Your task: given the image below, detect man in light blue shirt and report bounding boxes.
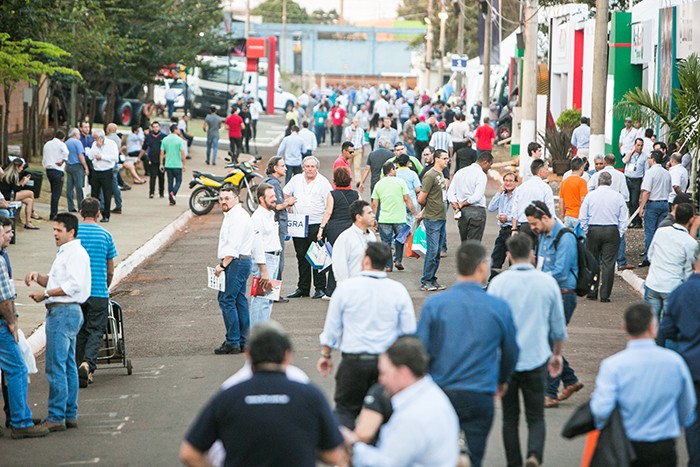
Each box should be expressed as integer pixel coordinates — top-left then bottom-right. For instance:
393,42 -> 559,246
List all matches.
488,172 -> 517,269
488,234 -> 566,467
374,117 -> 399,151
276,126 -> 306,183
526,201 -> 582,408
349,336 -> 460,467
591,303 -> 696,465
318,242 -> 416,429
571,117 -> 590,161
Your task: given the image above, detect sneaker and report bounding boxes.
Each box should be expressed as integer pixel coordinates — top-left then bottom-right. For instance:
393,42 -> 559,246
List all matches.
525,455 -> 540,467
420,283 -> 438,291
321,294 -> 331,301
66,420 -> 78,429
159,194 -> 165,198
39,419 -> 66,432
11,424 -> 49,439
78,362 -> 89,388
111,207 -> 122,214
432,281 -> 447,291
149,194 -> 154,199
169,191 -> 176,205
214,344 -> 241,355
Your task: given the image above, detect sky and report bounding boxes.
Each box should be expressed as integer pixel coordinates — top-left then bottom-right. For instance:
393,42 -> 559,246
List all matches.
247,0 -> 402,22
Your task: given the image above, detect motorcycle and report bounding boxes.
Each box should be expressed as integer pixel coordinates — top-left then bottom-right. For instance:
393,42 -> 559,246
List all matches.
188,155 -> 263,215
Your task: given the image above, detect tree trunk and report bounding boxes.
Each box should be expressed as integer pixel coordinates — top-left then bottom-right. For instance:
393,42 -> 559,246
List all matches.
589,0 -> 609,159
519,0 -> 538,179
2,87 -> 11,165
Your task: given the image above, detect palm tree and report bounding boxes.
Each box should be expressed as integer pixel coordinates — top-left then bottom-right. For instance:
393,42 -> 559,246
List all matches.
618,53 -> 700,202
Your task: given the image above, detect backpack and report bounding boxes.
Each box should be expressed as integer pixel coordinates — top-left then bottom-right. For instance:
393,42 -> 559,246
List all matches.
553,228 -> 600,297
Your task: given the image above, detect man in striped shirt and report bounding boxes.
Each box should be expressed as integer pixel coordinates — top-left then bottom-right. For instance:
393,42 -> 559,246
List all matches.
75,197 -> 117,388
429,121 -> 453,158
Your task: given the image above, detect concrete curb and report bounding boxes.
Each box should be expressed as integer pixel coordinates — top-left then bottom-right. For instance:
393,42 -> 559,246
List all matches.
27,209 -> 195,356
616,268 -> 645,296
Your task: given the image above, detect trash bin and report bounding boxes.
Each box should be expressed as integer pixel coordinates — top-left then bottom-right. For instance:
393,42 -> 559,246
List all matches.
24,170 -> 43,199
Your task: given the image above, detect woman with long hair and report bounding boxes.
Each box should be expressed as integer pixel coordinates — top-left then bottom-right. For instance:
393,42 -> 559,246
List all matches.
368,113 -> 380,150
0,159 -> 40,229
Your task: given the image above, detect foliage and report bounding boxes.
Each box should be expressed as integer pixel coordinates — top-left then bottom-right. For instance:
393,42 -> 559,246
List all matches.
539,127 -> 572,161
311,9 -> 340,24
556,108 -> 581,133
252,0 -> 311,23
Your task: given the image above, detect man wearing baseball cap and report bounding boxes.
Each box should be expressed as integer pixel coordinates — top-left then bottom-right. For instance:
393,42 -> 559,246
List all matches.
429,120 -> 453,158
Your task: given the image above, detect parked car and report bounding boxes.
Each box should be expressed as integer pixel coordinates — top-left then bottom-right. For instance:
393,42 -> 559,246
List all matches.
153,79 -> 186,110
247,86 -> 296,112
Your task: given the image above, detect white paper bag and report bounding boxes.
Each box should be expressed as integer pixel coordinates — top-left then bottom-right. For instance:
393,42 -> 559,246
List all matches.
287,213 -> 309,238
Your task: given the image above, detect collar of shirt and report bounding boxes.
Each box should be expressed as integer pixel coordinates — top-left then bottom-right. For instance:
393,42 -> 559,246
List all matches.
360,270 -> 387,279
626,338 -> 655,351
510,263 -> 534,271
391,375 -> 432,411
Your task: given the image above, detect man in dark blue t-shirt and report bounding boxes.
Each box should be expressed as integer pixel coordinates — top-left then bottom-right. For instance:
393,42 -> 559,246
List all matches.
180,323 -> 345,467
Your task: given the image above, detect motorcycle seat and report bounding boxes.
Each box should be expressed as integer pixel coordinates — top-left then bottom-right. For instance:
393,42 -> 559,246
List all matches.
198,173 -> 228,183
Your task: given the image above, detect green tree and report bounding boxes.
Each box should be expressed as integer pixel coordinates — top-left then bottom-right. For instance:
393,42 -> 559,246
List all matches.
252,0 -> 311,23
311,9 -> 340,24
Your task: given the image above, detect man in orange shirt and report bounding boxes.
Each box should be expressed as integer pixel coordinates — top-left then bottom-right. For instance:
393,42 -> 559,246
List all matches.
558,157 -> 588,229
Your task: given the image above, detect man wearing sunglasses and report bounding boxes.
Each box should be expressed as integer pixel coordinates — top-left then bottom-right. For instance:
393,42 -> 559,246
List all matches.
333,142 -> 354,188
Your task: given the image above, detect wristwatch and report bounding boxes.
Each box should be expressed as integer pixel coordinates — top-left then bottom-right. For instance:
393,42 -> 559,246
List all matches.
43,290 -> 50,300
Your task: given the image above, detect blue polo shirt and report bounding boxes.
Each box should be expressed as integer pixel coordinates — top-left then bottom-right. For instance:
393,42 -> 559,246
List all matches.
537,220 -> 578,290
66,138 -> 85,165
76,223 -> 117,298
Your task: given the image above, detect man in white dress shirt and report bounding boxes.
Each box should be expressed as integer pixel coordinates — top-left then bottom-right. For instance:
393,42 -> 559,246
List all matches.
213,185 -> 267,355
347,336 -> 459,467
332,200 -> 376,284
639,150 -> 672,267
510,159 -> 555,245
579,172 -> 629,302
26,213 -> 91,432
318,242 -> 416,429
668,152 -> 689,204
283,156 -> 332,299
618,117 -> 637,159
42,130 -> 69,220
571,117 -> 591,163
87,129 -> 119,223
249,184 -> 281,327
298,121 -> 317,156
448,152 -> 493,242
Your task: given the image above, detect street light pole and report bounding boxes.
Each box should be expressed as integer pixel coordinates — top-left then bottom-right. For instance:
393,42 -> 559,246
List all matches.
519,0 -> 538,179
438,8 -> 448,91
281,0 -> 287,73
481,1 -> 492,120
424,0 -> 434,92
590,0 -> 609,159
456,0 -> 465,94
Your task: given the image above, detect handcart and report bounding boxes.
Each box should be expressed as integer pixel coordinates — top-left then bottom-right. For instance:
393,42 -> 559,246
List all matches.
97,300 -> 133,375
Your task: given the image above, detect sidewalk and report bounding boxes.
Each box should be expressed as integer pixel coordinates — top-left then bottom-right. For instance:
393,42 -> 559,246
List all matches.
13,124 -> 280,344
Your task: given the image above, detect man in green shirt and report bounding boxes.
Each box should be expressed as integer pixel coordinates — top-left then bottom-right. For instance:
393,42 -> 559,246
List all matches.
417,149 -> 448,291
160,124 -> 186,206
372,162 -> 421,271
414,115 -> 432,161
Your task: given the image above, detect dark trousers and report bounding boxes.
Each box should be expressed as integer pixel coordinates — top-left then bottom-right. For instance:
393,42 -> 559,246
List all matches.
445,390 -> 494,467
587,225 -> 621,300
458,206 -> 487,242
546,293 -> 578,398
631,439 -> 676,467
331,125 -> 343,145
148,161 -> 164,196
626,177 -> 643,226
292,224 -> 326,294
75,297 -> 109,373
415,140 -> 428,161
686,382 -> 700,466
334,357 -> 378,429
491,226 -> 512,269
91,170 -> 113,221
502,364 -> 547,466
285,164 -> 302,184
229,137 -> 243,162
46,169 -> 64,220
251,119 -> 258,140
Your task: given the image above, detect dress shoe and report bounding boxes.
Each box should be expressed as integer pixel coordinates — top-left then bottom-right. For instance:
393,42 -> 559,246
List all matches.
586,294 -> 597,301
618,264 -> 636,271
66,420 -> 78,429
69,209 -> 78,213
276,297 -> 290,303
638,260 -> 650,268
39,419 -> 66,432
120,185 -> 132,191
149,194 -> 154,199
557,381 -> 584,401
440,251 -> 447,258
286,289 -> 309,298
111,207 -> 122,214
394,262 -> 404,271
544,396 -> 559,408
100,218 -> 110,223
312,290 -> 326,299
78,362 -> 90,388
321,294 -> 331,301
214,344 -> 241,355
384,267 -> 393,272
600,298 -> 611,303
11,424 -> 49,439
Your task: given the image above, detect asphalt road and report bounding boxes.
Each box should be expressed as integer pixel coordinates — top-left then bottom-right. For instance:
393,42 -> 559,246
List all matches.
2,141 -> 683,466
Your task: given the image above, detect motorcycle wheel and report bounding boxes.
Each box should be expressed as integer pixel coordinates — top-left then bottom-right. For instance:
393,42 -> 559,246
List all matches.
189,186 -> 217,216
497,124 -> 511,141
245,184 -> 259,214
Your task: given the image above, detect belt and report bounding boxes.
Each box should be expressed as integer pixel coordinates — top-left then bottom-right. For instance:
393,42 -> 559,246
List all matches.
265,251 -> 282,256
232,255 -> 251,260
46,302 -> 80,310
560,289 -> 576,295
341,352 -> 380,361
648,200 -> 667,203
589,224 -> 617,227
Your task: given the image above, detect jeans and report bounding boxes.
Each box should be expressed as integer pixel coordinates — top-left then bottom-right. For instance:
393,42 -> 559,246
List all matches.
444,390 -> 494,467
166,99 -> 175,118
166,168 -> 183,196
0,321 -> 34,428
45,304 -> 84,423
285,164 -> 302,183
148,161 -> 164,197
314,125 -> 324,145
46,168 -> 64,220
546,293 -> 578,398
563,216 -> 580,229
458,206 -> 487,242
206,135 -> 219,164
218,257 -> 252,347
491,226 -> 511,269
249,253 -> 280,327
378,223 -> 405,269
643,201 -> 669,260
65,164 -> 85,211
76,297 -> 109,373
276,229 -> 286,281
112,170 -> 122,209
502,364 -> 547,466
686,382 -> 700,466
644,285 -> 669,324
91,169 -> 113,220
617,234 -> 628,267
421,219 -> 446,285
229,137 -> 242,162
